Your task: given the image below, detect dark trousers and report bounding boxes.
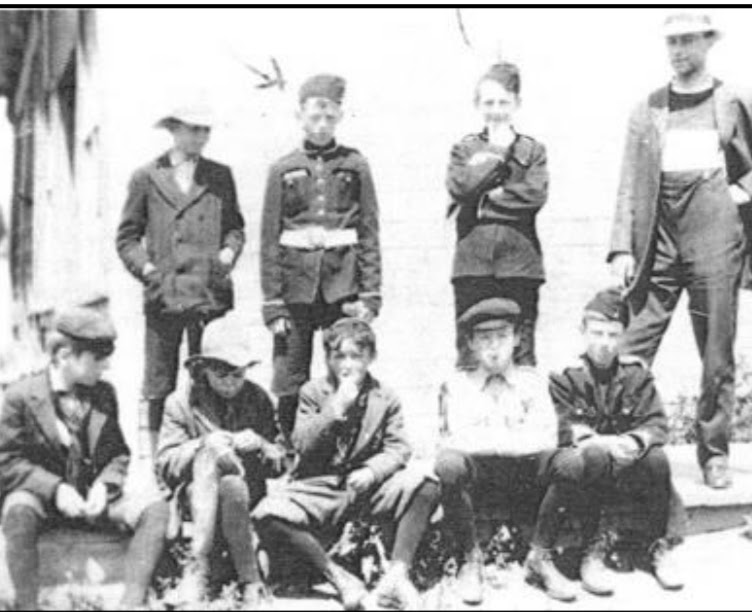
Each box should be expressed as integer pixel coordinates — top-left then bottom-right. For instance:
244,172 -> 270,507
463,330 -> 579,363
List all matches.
452,276 -> 540,366
574,445 -> 685,543
434,448 -> 581,555
272,298 -> 352,438
624,173 -> 744,467
144,312 -> 205,431
256,480 -> 440,580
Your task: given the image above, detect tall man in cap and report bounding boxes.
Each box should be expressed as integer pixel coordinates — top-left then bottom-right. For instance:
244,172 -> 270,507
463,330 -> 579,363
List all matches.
260,74 -> 382,440
550,288 -> 686,596
434,298 -> 584,604
0,306 -> 170,610
117,105 -> 246,456
609,12 -> 752,489
157,324 -> 286,607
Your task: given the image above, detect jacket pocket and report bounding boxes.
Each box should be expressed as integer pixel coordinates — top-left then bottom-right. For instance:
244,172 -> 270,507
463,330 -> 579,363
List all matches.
281,168 -> 311,217
332,169 -> 360,212
144,270 -> 166,310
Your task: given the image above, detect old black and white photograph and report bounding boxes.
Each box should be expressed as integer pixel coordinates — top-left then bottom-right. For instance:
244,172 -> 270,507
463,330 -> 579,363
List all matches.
0,5 -> 751,610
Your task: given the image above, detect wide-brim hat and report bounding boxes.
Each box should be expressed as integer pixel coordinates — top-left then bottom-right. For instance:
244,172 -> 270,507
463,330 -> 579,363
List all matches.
155,104 -> 216,130
184,323 -> 259,371
663,13 -> 720,38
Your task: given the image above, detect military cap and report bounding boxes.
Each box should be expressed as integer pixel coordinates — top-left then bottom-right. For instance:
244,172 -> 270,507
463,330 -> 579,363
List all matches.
55,306 -> 117,343
479,62 -> 521,96
584,287 -> 629,327
663,12 -> 719,38
299,74 -> 346,105
458,298 -> 521,330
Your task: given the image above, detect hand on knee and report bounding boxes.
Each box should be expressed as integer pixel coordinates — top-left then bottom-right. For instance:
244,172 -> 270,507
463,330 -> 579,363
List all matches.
434,449 -> 472,490
580,444 -> 612,484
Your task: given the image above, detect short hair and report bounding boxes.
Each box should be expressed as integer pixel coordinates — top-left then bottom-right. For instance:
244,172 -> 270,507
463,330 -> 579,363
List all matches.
323,318 -> 377,357
475,62 -> 521,103
47,330 -> 115,360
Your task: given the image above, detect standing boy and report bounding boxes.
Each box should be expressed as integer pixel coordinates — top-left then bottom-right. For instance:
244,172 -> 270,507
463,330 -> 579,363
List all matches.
117,106 -> 245,455
260,74 -> 382,439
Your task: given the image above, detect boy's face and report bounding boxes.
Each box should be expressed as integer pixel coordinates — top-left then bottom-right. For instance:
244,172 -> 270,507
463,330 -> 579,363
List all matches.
327,338 -> 373,387
60,348 -> 110,387
205,363 -> 246,400
476,79 -> 519,128
666,32 -> 713,79
298,97 -> 342,146
172,122 -> 211,157
469,320 -> 518,375
582,316 -> 624,369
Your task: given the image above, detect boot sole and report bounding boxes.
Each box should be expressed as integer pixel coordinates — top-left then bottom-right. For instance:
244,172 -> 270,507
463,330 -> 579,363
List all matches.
582,582 -> 615,598
655,579 -> 685,592
525,571 -> 577,603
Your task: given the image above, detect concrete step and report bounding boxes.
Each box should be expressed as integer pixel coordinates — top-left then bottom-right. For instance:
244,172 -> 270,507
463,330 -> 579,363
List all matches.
669,443 -> 752,535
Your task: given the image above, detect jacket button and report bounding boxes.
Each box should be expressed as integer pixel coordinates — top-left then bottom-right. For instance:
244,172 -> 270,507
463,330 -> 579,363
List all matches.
316,195 -> 325,204
316,178 -> 326,187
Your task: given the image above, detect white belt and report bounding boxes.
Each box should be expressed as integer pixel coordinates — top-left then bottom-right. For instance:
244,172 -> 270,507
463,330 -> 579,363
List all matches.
279,227 -> 358,250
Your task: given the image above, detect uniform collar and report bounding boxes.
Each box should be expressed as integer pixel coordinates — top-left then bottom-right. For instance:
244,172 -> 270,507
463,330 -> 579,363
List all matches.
581,353 -> 622,382
303,139 -> 340,161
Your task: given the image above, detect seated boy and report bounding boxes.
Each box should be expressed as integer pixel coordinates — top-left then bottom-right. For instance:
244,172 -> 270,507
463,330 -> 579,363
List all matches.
434,298 -> 583,604
0,306 -> 169,610
253,318 -> 439,611
157,326 -> 287,607
549,287 -> 685,596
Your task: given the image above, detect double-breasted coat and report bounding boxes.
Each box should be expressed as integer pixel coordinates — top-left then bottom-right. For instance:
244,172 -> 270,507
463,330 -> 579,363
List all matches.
116,154 -> 245,320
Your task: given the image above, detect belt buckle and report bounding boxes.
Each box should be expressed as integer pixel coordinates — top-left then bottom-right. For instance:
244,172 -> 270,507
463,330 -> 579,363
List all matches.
308,226 -> 327,249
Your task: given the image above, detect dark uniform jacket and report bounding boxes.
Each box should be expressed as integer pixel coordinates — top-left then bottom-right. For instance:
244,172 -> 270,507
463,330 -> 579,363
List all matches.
157,380 -> 284,494
549,356 -> 668,457
446,130 -> 548,281
116,153 -> 245,319
608,82 -> 752,304
260,141 -> 381,325
0,372 -> 130,507
290,375 -> 411,487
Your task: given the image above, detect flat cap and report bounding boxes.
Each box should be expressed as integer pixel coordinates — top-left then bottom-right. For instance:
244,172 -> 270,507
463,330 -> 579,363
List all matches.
55,306 -> 117,343
458,298 -> 521,330
584,287 -> 629,327
299,73 -> 346,105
